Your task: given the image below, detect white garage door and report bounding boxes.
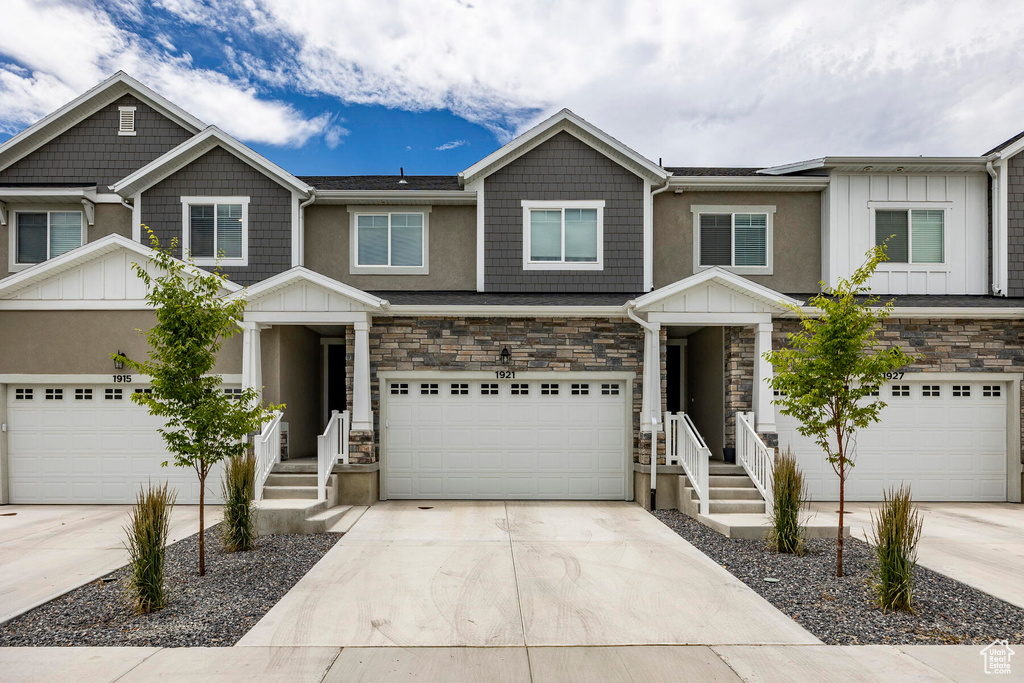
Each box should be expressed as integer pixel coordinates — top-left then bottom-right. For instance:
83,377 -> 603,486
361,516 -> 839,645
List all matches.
7,383 -> 232,504
384,376 -> 630,499
777,380 -> 1008,501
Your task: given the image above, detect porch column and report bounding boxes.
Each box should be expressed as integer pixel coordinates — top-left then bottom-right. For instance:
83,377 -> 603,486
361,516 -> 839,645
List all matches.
753,321 -> 775,432
352,318 -> 372,431
641,322 -> 662,433
240,321 -> 262,402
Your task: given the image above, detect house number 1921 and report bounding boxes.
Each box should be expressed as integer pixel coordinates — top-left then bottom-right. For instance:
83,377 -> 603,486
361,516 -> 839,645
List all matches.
495,370 -> 516,379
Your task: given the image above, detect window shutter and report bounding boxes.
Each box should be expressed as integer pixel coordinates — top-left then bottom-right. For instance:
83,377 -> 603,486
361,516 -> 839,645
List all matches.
875,210 -> 908,263
734,213 -> 767,266
911,210 -> 944,264
216,204 -> 243,258
49,212 -> 82,257
699,214 -> 732,266
357,215 -> 389,265
529,210 -> 562,261
16,213 -> 47,263
390,213 -> 423,266
564,208 -> 598,262
189,205 -> 215,258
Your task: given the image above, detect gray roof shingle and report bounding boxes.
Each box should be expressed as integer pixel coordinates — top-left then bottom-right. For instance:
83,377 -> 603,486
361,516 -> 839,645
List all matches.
299,175 -> 462,191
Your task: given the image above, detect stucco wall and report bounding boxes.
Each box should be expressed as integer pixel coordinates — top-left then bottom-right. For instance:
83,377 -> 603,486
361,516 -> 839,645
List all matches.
483,131 -> 645,292
653,191 -> 822,293
142,146 -> 293,286
0,94 -> 193,187
0,310 -> 241,374
303,204 -> 476,290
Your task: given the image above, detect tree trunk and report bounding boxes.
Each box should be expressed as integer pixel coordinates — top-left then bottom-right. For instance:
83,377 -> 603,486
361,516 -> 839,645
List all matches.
198,472 -> 206,577
837,452 -> 845,578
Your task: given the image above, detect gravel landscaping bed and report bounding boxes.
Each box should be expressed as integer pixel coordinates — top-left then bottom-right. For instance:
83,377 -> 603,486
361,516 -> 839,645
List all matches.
653,509 -> 1024,645
0,524 -> 338,647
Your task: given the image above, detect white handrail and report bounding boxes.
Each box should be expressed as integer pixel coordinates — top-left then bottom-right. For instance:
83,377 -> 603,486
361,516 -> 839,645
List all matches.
736,411 -> 774,514
665,411 -> 711,515
253,410 -> 283,502
317,409 -> 350,502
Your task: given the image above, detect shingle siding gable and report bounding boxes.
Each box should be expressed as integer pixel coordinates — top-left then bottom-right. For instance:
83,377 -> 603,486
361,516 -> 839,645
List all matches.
1007,152 -> 1024,297
0,95 -> 193,188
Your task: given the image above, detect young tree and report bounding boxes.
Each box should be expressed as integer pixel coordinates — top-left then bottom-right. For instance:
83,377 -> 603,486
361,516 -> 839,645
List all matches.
765,246 -> 913,577
116,230 -> 279,576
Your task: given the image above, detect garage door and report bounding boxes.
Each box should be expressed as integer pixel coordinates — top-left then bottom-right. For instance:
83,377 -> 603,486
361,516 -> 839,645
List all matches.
384,376 -> 630,499
777,380 -> 1008,501
7,383 -> 232,504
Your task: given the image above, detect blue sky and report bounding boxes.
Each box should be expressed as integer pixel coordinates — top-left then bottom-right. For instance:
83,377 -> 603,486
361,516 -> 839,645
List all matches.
1,1 -> 1022,177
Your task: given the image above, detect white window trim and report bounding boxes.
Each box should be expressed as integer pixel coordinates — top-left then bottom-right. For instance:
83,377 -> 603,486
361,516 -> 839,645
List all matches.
8,207 -> 86,272
868,202 -> 951,270
118,106 -> 137,136
347,205 -> 431,275
180,196 -> 250,267
521,199 -> 605,271
691,204 -> 775,275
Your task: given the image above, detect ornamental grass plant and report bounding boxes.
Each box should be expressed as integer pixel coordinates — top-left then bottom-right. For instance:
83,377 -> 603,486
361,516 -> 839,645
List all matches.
766,447 -> 807,555
124,481 -> 176,614
870,484 -> 923,612
221,450 -> 258,552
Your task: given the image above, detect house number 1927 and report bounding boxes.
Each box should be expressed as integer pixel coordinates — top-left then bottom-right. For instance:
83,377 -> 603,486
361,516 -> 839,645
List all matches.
495,370 -> 516,379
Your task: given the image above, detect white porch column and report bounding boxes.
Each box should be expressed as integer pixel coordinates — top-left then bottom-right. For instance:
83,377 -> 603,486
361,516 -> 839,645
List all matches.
352,317 -> 373,431
641,322 -> 662,433
753,321 -> 775,433
240,321 -> 262,402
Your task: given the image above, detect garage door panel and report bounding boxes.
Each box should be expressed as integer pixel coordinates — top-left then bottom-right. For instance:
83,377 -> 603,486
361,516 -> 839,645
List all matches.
779,380 -> 1007,502
385,376 -> 628,500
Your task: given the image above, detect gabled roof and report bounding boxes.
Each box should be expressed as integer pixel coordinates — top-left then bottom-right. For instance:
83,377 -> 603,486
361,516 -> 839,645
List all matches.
0,72 -> 205,174
112,126 -> 314,197
630,267 -> 802,313
229,267 -> 388,311
984,131 -> 1024,157
0,233 -> 241,304
459,109 -> 670,186
300,175 -> 461,191
758,156 -> 986,175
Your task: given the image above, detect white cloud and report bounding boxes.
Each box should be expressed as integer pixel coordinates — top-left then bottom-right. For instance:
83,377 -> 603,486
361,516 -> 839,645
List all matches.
435,139 -> 468,151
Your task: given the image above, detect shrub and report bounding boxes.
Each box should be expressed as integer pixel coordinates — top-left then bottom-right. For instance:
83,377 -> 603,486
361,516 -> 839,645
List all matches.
221,449 -> 257,552
124,482 -> 175,614
767,447 -> 806,555
870,484 -> 923,612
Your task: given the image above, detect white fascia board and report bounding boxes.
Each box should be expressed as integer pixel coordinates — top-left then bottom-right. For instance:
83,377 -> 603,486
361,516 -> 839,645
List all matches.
0,300 -> 152,310
990,136 -> 1024,160
756,158 -> 827,175
112,127 -> 314,197
631,267 -> 803,311
229,266 -> 388,310
0,373 -> 242,384
788,306 -> 1024,319
459,109 -> 669,185
667,176 -> 829,190
0,71 -> 205,173
385,304 -> 629,318
758,156 -> 987,176
314,190 -> 477,205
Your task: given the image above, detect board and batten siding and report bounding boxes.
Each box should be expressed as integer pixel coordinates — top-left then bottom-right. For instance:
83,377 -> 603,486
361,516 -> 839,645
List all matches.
823,173 -> 989,295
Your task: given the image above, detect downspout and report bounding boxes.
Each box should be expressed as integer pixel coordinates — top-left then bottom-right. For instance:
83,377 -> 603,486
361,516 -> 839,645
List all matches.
626,303 -> 661,509
298,190 -> 317,267
987,160 -> 1004,296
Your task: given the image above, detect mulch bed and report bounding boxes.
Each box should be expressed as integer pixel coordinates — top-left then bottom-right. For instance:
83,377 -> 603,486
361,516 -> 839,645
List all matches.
0,523 -> 339,647
653,509 -> 1024,645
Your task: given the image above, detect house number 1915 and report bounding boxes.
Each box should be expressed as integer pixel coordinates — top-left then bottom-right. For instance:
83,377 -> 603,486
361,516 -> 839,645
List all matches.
112,375 -> 132,383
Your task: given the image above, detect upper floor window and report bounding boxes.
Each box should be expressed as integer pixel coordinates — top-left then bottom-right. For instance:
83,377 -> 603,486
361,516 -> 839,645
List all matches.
875,209 -> 944,264
692,205 -> 774,275
118,106 -> 136,136
180,196 -> 249,266
13,210 -> 84,266
348,206 -> 430,275
521,200 -> 604,270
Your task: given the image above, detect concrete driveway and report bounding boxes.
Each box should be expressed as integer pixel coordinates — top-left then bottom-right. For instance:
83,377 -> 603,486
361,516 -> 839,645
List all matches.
239,501 -> 817,648
809,502 -> 1024,608
0,505 -> 222,623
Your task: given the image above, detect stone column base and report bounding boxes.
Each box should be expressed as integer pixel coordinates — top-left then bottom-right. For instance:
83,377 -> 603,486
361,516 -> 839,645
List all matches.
349,430 -> 376,464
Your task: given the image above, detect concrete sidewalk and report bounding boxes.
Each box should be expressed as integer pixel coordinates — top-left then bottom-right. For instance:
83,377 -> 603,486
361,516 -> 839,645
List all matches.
809,502 -> 1024,609
0,505 -> 222,623
0,644 -> 1006,682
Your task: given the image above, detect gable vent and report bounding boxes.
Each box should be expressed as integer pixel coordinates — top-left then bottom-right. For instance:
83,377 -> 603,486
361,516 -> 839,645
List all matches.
118,106 -> 136,136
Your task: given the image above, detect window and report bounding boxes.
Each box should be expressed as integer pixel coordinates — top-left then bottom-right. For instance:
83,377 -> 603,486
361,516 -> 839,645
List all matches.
922,385 -> 941,397
952,385 -> 971,397
118,106 -> 136,135
891,385 -> 910,397
541,383 -> 559,395
105,388 -> 123,400
134,388 -> 153,395
181,197 -> 249,265
14,211 -> 84,265
571,383 -> 590,396
349,207 -> 430,274
420,383 -> 439,395
874,209 -> 944,264
511,383 -> 529,395
224,388 -> 243,400
390,383 -> 409,395
601,383 -> 620,396
15,388 -> 32,400
75,388 -> 93,400
522,200 -> 604,270
983,385 -> 1002,398
45,388 -> 63,400
480,383 -> 499,396
692,205 -> 774,274
450,383 -> 469,395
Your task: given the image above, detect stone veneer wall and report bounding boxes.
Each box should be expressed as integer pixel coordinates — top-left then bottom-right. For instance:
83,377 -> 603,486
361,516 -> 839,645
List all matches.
344,316 -> 657,464
723,326 -> 755,450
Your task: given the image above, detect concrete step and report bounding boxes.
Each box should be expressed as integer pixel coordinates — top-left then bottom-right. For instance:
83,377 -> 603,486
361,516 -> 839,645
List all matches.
708,462 -> 746,475
254,498 -> 331,535
707,487 -> 764,500
709,474 -> 756,488
327,505 -> 369,534
272,458 -> 318,474
698,512 -> 851,541
306,505 -> 353,533
708,499 -> 766,514
265,473 -> 318,487
262,485 -> 318,500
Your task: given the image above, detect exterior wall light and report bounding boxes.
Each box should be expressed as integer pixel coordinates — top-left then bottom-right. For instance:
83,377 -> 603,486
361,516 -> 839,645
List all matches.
114,351 -> 126,371
500,346 -> 511,365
